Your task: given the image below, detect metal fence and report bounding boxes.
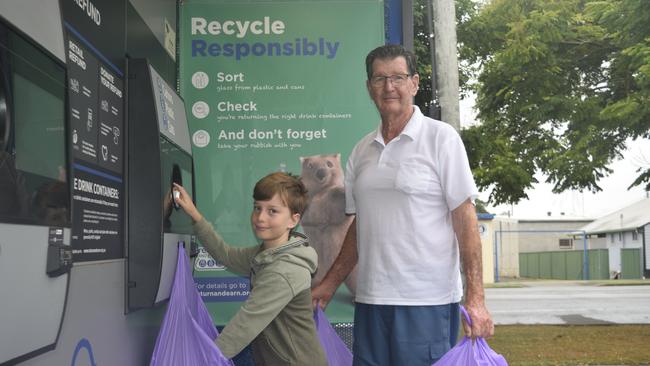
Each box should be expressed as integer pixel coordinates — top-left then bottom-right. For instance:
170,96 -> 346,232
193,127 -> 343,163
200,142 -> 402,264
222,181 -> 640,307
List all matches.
519,249 -> 609,280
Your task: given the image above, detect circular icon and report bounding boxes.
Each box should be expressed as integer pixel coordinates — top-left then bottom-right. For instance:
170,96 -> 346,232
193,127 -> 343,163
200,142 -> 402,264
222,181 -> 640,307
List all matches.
207,259 -> 215,267
192,101 -> 210,119
198,259 -> 206,267
191,71 -> 209,89
478,223 -> 487,237
192,130 -> 210,148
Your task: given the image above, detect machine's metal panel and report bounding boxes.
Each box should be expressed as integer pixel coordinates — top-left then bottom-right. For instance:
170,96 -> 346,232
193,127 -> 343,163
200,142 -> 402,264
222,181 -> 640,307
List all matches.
0,224 -> 69,364
149,64 -> 192,154
125,1 -> 175,89
127,59 -> 194,312
127,0 -> 176,52
155,233 -> 192,303
18,260 -> 163,366
0,0 -> 65,62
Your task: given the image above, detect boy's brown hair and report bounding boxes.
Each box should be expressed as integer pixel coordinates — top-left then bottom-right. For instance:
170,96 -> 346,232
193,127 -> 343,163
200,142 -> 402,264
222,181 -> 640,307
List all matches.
253,172 -> 308,216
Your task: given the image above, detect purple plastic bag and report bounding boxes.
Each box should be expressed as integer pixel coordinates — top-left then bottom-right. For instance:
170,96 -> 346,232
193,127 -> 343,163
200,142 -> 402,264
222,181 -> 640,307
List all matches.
314,307 -> 353,366
150,245 -> 234,366
432,306 -> 507,366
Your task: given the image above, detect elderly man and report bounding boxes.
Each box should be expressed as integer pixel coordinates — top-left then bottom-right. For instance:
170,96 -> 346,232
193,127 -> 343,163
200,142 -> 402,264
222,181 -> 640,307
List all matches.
311,44 -> 494,365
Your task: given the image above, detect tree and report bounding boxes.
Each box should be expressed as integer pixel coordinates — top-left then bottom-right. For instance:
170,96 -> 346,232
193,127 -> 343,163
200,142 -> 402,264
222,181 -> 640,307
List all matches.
450,0 -> 650,205
413,0 -> 479,116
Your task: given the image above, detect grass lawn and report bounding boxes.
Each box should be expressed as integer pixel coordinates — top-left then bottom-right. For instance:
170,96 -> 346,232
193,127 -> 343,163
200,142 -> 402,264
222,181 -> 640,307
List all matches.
488,324 -> 650,365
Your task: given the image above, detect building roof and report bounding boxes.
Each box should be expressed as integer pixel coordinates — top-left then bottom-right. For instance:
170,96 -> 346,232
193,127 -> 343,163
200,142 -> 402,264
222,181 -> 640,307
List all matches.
477,213 -> 495,220
517,217 -> 593,223
580,197 -> 650,234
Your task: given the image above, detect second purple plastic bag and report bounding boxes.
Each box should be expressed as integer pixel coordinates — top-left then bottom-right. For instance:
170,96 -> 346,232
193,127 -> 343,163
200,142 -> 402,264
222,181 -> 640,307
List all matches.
150,245 -> 234,366
432,306 -> 508,366
314,307 -> 353,366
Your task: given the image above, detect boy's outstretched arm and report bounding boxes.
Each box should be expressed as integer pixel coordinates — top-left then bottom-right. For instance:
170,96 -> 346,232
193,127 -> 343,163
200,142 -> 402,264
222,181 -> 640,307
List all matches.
216,272 -> 295,358
172,183 -> 203,222
173,182 -> 254,275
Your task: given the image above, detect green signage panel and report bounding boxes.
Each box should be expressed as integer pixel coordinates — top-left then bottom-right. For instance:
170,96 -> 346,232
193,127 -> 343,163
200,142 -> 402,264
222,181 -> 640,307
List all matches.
180,0 -> 383,324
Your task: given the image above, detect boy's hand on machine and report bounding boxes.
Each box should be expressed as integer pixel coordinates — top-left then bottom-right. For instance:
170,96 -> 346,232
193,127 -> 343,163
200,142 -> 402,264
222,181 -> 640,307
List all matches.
172,183 -> 203,223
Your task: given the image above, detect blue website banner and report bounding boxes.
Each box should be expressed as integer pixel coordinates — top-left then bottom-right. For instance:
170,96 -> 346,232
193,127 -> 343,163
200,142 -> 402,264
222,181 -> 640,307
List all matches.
194,276 -> 250,302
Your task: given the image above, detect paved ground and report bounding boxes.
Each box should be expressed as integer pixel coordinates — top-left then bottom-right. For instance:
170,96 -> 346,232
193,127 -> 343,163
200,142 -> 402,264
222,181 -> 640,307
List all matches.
485,281 -> 650,325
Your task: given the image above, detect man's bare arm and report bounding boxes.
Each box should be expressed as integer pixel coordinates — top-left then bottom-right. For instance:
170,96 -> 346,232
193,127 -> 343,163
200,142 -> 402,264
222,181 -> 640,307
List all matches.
311,216 -> 358,309
452,199 -> 494,338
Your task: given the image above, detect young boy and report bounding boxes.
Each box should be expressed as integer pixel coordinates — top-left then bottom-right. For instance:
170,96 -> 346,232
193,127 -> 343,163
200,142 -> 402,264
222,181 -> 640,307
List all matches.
172,172 -> 327,366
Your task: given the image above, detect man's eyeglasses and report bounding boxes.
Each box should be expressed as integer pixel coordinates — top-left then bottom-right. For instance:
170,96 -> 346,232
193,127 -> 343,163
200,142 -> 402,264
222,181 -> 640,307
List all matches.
369,74 -> 411,87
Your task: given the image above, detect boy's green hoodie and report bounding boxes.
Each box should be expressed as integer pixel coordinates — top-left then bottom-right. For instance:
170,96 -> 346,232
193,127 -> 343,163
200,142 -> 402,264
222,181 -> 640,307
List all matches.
194,218 -> 328,366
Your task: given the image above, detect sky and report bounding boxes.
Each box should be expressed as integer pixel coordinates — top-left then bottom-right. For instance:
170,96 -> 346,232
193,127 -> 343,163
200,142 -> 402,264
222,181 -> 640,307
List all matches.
459,97 -> 650,219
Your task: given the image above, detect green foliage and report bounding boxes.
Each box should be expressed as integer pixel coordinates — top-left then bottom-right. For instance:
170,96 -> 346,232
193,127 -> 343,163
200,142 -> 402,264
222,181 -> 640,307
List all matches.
413,0 -> 479,115
452,0 -> 650,205
474,198 -> 490,213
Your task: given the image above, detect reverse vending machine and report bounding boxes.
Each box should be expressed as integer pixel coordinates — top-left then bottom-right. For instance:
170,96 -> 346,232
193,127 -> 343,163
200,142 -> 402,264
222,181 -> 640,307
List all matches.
127,58 -> 195,311
0,1 -> 194,365
0,1 -> 71,364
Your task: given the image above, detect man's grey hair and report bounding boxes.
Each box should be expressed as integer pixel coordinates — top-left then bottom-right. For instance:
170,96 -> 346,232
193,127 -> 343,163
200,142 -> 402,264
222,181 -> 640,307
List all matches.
365,44 -> 418,80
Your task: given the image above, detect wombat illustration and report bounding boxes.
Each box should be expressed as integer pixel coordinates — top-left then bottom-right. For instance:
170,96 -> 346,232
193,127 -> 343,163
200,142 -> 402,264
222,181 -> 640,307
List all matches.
300,153 -> 357,296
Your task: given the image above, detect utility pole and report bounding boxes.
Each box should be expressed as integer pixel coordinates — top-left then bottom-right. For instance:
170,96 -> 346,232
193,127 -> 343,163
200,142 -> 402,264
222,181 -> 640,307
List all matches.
402,0 -> 414,51
425,0 -> 441,120
431,0 -> 461,130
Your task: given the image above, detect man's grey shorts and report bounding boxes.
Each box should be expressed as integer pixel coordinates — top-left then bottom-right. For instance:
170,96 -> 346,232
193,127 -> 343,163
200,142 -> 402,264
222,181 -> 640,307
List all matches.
352,302 -> 460,366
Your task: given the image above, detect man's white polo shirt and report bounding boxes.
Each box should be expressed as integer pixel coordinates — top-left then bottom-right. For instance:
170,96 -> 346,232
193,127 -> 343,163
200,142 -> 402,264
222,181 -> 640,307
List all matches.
345,106 -> 478,305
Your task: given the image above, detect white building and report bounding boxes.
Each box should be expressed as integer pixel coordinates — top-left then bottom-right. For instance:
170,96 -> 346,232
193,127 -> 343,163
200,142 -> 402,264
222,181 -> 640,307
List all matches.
477,214 -> 519,282
579,198 -> 650,278
517,217 -> 594,252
